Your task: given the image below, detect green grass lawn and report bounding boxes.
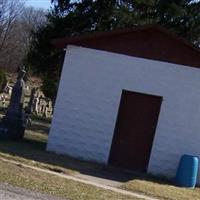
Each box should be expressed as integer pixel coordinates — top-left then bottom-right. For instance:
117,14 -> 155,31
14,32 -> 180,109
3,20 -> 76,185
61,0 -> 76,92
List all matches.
121,179 -> 200,200
0,119 -> 200,200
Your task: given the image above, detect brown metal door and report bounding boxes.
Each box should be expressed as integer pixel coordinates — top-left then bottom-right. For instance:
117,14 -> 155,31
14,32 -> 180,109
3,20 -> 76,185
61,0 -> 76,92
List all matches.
109,90 -> 162,172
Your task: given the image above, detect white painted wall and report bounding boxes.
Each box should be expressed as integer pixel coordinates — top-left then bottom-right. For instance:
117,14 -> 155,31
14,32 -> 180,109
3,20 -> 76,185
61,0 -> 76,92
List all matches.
47,45 -> 200,182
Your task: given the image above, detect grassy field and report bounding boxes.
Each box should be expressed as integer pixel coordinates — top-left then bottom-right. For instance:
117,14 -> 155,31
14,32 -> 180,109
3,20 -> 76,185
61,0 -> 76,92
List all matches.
0,159 -> 139,200
121,179 -> 200,200
0,120 -> 107,177
0,120 -> 141,200
0,119 -> 200,200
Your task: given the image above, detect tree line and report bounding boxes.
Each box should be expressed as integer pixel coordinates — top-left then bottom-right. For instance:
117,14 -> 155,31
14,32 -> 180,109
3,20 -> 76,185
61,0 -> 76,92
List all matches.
0,0 -> 46,72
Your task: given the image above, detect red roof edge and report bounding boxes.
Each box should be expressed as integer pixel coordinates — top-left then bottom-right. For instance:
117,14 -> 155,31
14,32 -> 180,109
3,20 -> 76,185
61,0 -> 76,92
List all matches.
51,24 -> 200,54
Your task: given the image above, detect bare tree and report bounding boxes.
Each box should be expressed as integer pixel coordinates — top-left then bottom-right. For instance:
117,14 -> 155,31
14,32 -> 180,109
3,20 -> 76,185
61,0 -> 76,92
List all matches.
0,0 -> 24,52
0,1 -> 47,72
19,6 -> 47,52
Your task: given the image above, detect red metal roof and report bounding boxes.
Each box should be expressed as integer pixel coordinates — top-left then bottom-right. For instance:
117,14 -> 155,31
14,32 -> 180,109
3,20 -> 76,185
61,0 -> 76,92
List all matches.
52,25 -> 200,68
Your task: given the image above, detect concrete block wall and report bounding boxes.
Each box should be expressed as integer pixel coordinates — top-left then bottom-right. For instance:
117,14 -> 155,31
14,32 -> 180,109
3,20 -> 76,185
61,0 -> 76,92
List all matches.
47,45 -> 200,183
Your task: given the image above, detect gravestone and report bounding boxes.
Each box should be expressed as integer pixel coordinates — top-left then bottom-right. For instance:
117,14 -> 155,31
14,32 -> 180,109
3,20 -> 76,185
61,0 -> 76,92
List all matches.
1,68 -> 26,140
26,88 -> 36,114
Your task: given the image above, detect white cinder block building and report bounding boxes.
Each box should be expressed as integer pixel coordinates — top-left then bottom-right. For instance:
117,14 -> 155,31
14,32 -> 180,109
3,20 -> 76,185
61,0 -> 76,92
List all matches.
47,25 -> 200,181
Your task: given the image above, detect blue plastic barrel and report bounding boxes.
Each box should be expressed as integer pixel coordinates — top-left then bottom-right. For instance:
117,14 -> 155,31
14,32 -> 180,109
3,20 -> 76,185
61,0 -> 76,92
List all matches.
175,154 -> 199,188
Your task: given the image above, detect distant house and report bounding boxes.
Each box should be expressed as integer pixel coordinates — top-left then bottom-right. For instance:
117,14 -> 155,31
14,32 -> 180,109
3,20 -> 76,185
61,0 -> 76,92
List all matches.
47,25 -> 200,182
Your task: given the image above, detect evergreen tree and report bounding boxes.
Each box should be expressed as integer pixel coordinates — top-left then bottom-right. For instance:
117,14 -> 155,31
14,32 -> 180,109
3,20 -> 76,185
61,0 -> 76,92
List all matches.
27,0 -> 200,103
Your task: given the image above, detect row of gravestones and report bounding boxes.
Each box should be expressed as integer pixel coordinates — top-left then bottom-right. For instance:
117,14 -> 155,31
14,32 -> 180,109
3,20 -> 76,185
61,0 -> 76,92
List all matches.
0,68 -> 53,140
0,81 -> 53,118
26,88 -> 53,118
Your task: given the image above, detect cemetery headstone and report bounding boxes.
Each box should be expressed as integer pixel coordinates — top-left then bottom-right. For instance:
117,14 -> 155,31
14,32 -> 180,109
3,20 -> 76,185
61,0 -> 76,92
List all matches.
0,68 -> 26,140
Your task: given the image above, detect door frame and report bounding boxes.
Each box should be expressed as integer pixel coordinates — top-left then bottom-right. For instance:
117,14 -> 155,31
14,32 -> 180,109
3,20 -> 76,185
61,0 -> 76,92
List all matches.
108,89 -> 163,171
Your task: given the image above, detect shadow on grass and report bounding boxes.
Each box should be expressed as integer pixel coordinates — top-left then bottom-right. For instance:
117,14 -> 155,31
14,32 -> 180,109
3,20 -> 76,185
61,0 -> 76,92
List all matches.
0,120 -> 172,185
